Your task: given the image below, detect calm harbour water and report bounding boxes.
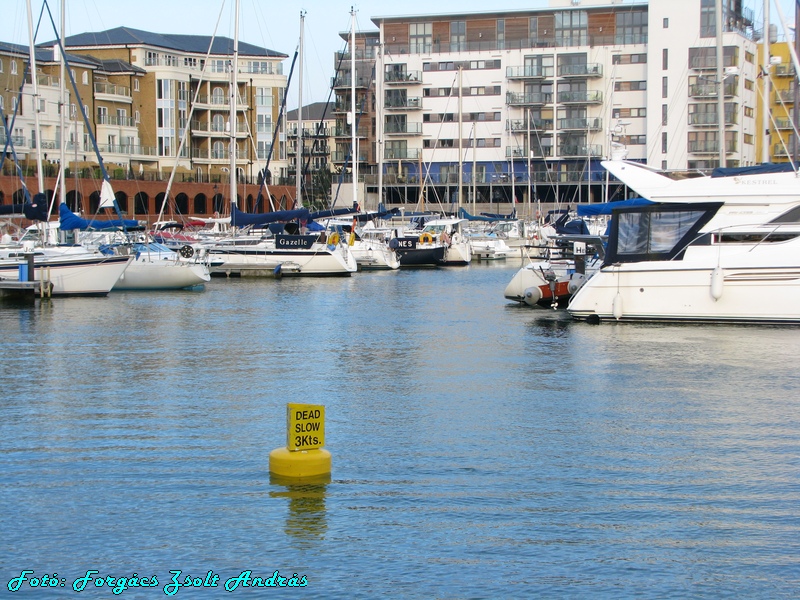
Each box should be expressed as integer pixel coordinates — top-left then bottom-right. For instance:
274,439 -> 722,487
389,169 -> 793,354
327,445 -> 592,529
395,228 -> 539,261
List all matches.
1,260 -> 799,599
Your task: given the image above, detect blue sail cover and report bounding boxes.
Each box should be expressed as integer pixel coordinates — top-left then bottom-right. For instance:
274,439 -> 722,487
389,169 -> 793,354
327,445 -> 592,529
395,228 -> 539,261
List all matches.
458,207 -> 502,222
230,204 -> 310,227
576,198 -> 654,216
711,163 -> 796,177
59,203 -> 140,230
0,193 -> 49,221
309,202 -> 359,220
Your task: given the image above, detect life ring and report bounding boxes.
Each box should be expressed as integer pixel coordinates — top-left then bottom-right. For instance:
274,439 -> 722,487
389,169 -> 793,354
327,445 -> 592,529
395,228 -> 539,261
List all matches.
328,232 -> 341,246
419,232 -> 434,244
179,244 -> 195,259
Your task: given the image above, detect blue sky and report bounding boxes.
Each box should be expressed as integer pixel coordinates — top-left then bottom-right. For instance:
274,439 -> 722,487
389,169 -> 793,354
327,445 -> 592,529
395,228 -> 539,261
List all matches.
1,0 -> 796,106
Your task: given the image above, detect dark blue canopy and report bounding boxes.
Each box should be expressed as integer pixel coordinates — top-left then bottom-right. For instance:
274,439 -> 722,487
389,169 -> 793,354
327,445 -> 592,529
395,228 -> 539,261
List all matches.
59,203 -> 140,230
711,163 -> 796,177
309,202 -> 359,220
576,198 -> 654,216
230,204 -> 310,227
0,193 -> 48,221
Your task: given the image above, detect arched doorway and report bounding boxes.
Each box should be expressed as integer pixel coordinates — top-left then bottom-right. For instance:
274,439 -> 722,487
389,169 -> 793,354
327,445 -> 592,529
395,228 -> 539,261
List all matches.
193,193 -> 207,215
135,192 -> 149,216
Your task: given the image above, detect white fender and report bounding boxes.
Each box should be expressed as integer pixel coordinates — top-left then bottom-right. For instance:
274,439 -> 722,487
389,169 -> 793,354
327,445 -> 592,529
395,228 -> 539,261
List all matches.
523,286 -> 543,307
710,266 -> 724,301
612,292 -> 623,320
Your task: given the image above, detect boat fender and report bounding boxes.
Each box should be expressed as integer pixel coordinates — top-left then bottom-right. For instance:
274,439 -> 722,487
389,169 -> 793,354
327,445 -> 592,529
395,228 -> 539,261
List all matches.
179,244 -> 195,259
568,274 -> 586,295
274,264 -> 282,279
419,232 -> 434,244
523,286 -> 542,307
612,292 -> 623,320
388,238 -> 400,250
441,231 -> 451,245
328,233 -> 341,246
710,266 -> 724,301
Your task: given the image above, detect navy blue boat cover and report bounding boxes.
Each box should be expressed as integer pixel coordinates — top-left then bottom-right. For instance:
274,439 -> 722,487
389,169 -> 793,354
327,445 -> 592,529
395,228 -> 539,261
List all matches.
711,163 -> 796,177
0,193 -> 48,221
59,203 -> 140,230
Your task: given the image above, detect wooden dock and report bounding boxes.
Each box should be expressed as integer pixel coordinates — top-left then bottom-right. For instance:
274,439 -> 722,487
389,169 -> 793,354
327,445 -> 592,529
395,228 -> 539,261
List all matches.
0,278 -> 53,300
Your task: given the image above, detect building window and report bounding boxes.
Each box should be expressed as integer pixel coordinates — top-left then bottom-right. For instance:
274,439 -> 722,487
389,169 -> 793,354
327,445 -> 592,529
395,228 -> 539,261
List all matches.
614,81 -> 647,91
663,18 -> 669,28
662,48 -> 668,70
82,71 -> 88,85
662,76 -> 668,98
612,53 -> 647,65
409,22 -> 432,54
0,59 -> 3,73
615,10 -> 647,45
555,10 -> 587,47
662,131 -> 668,153
133,79 -> 139,92
662,104 -> 668,126
497,19 -> 505,49
450,21 -> 466,52
12,60 -> 18,75
529,17 -> 538,45
700,0 -> 716,38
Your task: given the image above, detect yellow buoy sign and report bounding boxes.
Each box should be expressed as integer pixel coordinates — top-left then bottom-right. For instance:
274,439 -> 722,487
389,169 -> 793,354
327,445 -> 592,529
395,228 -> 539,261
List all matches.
287,403 -> 325,451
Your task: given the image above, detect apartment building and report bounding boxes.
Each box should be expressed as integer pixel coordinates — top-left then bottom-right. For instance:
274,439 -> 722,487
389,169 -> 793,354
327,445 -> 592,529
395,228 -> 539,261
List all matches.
758,40 -> 799,163
286,101 -> 336,204
56,28 -> 289,189
349,0 -> 760,207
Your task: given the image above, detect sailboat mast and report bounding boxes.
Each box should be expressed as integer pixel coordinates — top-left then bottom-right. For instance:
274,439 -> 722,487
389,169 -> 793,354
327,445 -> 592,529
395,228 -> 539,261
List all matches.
457,66 -> 463,212
715,0 -> 725,168
229,0 -> 240,208
351,7 -> 357,210
762,0 -> 770,164
26,0 -> 45,197
297,11 -> 305,209
58,0 -> 67,207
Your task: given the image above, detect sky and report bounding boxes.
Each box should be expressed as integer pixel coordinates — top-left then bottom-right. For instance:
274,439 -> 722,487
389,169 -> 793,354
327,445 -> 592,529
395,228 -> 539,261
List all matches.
1,0 -> 797,108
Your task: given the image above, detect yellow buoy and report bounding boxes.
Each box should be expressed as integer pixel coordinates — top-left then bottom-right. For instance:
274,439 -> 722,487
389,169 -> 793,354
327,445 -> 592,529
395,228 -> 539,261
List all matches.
269,447 -> 331,478
269,403 -> 331,479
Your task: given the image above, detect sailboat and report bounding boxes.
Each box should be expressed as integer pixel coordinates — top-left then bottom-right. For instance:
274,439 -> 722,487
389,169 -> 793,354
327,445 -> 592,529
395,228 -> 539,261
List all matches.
202,6 -> 357,277
0,0 -> 132,296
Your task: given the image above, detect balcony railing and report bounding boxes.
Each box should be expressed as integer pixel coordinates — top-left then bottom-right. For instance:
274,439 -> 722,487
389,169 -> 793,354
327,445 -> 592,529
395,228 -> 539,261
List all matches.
506,92 -> 553,106
384,122 -> 423,135
557,90 -> 603,104
558,144 -> 603,157
688,140 -> 738,154
506,146 -> 553,158
558,117 -> 603,131
775,89 -> 797,104
385,70 -> 423,84
688,82 -> 737,98
384,97 -> 423,110
97,115 -> 137,127
332,151 -> 369,162
383,148 -> 421,160
331,75 -> 372,89
688,113 -> 737,126
94,82 -> 131,98
334,126 -> 369,138
506,66 -> 554,79
558,63 -> 602,77
507,118 -> 554,132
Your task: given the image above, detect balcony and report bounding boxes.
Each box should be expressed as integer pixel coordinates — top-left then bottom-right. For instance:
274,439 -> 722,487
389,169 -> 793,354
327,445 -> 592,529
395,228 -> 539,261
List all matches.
558,63 -> 602,78
331,150 -> 369,163
558,117 -> 603,131
94,82 -> 132,102
688,113 -> 737,127
384,148 -> 421,160
97,115 -> 137,128
384,97 -> 422,111
287,126 -> 330,138
773,142 -> 800,157
384,122 -> 423,136
333,126 -> 369,138
506,92 -> 553,106
506,66 -> 554,79
774,64 -> 796,77
688,82 -> 737,98
331,75 -> 372,89
385,70 -> 423,85
775,89 -> 797,104
506,145 -> 553,158
558,144 -> 603,157
507,118 -> 554,132
557,90 -> 603,104
688,140 -> 738,154
774,118 -> 794,130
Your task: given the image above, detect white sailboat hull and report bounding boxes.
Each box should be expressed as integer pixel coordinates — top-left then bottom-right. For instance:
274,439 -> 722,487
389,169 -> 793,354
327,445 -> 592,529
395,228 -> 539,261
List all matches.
207,242 -> 358,276
114,259 -> 210,290
0,252 -> 131,296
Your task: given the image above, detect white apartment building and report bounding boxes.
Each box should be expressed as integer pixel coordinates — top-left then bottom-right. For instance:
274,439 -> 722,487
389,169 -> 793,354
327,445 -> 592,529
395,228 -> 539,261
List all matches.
362,0 -> 758,207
